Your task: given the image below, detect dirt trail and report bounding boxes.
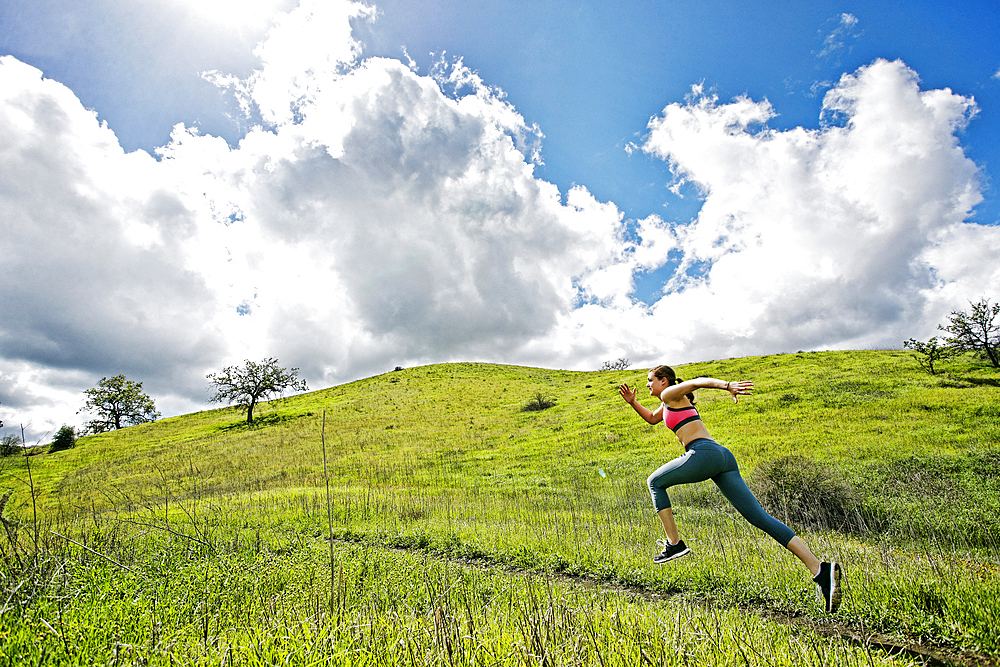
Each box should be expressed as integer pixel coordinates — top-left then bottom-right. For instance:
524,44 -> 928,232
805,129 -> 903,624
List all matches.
558,572 -> 996,667
363,541 -> 996,667
569,574 -> 995,667
553,569 -> 994,666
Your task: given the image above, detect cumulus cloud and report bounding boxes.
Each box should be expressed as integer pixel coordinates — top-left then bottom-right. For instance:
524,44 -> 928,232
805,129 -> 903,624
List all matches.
1,0 -> 996,440
0,56 -> 226,432
173,0 -> 627,377
628,58 -> 996,360
522,60 -> 997,372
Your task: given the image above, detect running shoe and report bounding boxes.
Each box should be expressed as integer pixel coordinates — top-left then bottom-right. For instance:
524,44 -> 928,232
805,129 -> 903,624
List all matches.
653,539 -> 691,563
814,561 -> 843,612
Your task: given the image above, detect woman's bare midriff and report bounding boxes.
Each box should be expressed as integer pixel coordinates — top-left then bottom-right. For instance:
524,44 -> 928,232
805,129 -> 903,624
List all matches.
673,421 -> 713,448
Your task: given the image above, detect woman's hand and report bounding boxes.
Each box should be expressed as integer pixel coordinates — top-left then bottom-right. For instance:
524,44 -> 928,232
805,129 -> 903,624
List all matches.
726,380 -> 754,403
621,383 -> 663,424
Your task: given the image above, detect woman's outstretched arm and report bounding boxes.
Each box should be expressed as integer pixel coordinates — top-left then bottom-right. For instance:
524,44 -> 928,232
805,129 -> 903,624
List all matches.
618,383 -> 663,424
659,377 -> 753,405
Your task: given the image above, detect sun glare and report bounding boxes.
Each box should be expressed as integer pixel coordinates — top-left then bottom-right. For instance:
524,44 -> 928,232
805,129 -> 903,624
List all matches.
170,0 -> 296,29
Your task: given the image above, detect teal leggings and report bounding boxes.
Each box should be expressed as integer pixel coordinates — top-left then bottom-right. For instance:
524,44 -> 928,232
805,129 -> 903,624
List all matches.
646,438 -> 795,547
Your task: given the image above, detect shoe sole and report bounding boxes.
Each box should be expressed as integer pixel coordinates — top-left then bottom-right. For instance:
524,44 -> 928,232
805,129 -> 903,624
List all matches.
829,562 -> 843,613
653,546 -> 691,564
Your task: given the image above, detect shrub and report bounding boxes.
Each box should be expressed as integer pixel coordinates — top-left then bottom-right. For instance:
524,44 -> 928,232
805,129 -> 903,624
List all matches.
748,455 -> 861,533
49,425 -> 76,452
522,392 -> 556,412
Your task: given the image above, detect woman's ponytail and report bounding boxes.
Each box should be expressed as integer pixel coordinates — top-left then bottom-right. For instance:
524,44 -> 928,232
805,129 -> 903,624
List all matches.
673,376 -> 696,405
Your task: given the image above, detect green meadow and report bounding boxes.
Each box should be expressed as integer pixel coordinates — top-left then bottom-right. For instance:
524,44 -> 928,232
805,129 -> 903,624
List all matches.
1,350 -> 998,665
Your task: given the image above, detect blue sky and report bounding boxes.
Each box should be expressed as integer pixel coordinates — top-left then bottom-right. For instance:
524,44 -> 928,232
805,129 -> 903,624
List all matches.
2,0 -> 999,439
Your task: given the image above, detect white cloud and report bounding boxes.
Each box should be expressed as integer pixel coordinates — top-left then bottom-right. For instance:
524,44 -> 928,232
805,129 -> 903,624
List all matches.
631,58 -> 993,360
0,56 -> 228,437
817,13 -> 862,60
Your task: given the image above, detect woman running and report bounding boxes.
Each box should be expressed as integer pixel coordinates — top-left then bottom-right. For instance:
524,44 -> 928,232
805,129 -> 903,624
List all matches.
619,365 -> 843,612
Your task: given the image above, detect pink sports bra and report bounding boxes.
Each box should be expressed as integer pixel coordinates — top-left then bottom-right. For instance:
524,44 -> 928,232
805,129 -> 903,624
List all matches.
663,404 -> 702,433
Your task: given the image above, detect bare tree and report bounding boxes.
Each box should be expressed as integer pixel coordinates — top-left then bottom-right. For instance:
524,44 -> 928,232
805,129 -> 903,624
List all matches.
207,358 -> 308,426
0,434 -> 20,457
939,298 -> 1000,368
599,357 -> 631,371
79,375 -> 160,433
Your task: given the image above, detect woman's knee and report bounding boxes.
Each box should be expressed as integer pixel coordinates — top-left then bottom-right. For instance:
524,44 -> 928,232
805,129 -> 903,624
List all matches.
650,489 -> 672,512
647,474 -> 672,511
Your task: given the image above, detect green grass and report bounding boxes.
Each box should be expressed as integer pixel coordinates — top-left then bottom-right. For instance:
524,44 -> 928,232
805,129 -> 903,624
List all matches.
1,350 -> 999,664
2,540 -> 909,666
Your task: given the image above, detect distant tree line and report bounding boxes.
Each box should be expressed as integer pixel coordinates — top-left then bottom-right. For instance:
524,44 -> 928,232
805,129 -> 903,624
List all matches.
905,297 -> 999,374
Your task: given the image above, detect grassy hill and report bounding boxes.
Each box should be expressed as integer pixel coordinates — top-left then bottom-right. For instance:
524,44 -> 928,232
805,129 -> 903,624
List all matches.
1,350 -> 999,665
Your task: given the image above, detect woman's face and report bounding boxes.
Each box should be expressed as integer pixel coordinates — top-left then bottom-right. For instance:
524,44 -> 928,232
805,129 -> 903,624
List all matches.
647,371 -> 668,397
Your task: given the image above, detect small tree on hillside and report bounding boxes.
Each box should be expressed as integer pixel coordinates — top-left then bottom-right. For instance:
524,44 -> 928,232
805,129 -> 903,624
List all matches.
207,358 -> 308,426
939,298 -> 1000,368
903,336 -> 956,375
0,433 -> 21,457
79,375 -> 161,433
